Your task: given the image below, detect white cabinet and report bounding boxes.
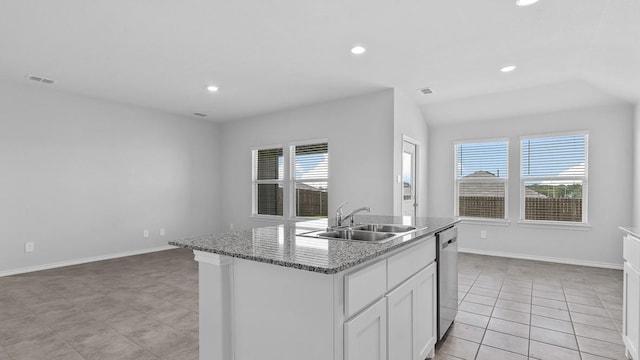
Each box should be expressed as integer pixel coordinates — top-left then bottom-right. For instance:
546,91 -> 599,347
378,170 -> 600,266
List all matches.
414,263 -> 437,360
345,298 -> 387,360
387,263 -> 437,360
624,234 -> 640,360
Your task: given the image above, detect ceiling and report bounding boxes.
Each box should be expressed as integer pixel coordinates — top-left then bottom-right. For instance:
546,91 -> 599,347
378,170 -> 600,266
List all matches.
1,0 -> 638,123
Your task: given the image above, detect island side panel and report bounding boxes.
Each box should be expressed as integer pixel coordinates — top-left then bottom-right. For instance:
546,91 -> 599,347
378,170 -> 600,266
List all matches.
233,257 -> 336,360
193,251 -> 234,360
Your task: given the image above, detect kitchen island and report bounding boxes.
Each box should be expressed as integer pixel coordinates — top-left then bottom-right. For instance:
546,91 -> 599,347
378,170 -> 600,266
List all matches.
170,216 -> 458,360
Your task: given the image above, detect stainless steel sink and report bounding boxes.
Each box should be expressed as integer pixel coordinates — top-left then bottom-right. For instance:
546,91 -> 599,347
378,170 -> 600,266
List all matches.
315,229 -> 395,242
299,223 -> 422,243
352,224 -> 417,233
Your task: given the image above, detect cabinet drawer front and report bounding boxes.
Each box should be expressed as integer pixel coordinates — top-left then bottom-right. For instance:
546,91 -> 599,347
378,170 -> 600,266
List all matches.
387,236 -> 435,291
625,235 -> 640,269
345,259 -> 387,318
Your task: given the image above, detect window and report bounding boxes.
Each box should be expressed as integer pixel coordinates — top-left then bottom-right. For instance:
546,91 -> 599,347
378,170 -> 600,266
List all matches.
520,133 -> 588,224
454,140 -> 508,219
292,142 -> 328,218
252,147 -> 284,216
252,140 -> 328,219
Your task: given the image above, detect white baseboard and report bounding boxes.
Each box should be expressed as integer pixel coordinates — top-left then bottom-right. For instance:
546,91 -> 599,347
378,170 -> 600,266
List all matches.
0,245 -> 177,277
458,247 -> 623,270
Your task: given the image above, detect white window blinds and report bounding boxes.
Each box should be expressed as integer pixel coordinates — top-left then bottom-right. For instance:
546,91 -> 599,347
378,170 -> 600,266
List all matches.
520,133 -> 588,223
253,147 -> 283,216
455,140 -> 508,219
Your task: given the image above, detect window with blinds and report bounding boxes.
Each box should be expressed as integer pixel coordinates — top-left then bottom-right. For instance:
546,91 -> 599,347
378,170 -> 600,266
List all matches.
292,142 -> 328,218
252,147 -> 284,216
252,140 -> 328,218
455,140 -> 508,219
520,133 -> 588,223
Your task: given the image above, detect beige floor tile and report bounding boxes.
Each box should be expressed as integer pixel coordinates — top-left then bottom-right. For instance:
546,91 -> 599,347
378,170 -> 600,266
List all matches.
530,314 -> 574,334
565,294 -> 604,307
481,330 -> 528,356
570,312 -> 617,330
573,323 -> 623,345
3,334 -> 84,360
455,310 -> 490,329
529,340 -> 581,360
487,317 -> 529,339
438,336 -> 480,360
531,305 -> 571,321
577,336 -> 627,359
532,289 -> 565,301
468,287 -> 499,298
463,293 -> 497,307
529,326 -> 578,350
491,307 -> 531,325
532,296 -> 568,311
448,322 -> 485,343
498,291 -> 531,304
475,345 -> 527,360
495,299 -> 531,313
459,301 -> 493,317
579,352 -> 616,360
567,303 -> 611,318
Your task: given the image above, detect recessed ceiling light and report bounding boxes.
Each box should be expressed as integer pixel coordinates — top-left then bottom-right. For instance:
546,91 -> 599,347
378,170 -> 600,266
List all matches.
500,65 -> 517,73
516,0 -> 539,6
350,45 -> 366,55
207,85 -> 219,92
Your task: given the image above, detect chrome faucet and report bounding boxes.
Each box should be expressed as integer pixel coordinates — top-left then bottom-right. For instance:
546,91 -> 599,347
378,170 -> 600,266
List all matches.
336,201 -> 348,227
337,204 -> 371,227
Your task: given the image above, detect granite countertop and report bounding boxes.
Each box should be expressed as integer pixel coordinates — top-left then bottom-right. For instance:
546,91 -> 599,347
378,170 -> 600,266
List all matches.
170,215 -> 459,274
620,226 -> 640,238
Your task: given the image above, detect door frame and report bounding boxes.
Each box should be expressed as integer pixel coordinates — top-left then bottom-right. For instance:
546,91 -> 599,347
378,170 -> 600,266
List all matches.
401,135 -> 420,218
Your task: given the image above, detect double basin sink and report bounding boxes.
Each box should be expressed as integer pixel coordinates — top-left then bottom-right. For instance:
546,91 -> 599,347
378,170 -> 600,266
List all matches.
300,224 -> 420,244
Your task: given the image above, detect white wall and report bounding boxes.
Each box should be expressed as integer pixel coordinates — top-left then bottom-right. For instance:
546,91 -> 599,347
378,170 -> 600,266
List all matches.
428,103 -> 634,267
393,89 -> 429,217
219,90 -> 395,230
0,82 -> 222,274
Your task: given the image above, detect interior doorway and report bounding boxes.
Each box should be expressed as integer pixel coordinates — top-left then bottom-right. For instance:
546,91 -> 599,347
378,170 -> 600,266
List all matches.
402,138 -> 419,217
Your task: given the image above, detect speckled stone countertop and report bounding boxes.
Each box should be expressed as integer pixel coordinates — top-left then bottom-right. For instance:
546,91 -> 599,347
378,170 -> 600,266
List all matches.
170,216 -> 459,274
620,226 -> 640,239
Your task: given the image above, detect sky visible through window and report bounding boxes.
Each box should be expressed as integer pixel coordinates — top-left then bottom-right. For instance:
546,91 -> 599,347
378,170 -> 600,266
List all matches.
457,136 -> 586,180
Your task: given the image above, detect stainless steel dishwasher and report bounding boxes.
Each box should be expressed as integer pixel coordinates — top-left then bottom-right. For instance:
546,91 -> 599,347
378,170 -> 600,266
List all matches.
436,226 -> 458,341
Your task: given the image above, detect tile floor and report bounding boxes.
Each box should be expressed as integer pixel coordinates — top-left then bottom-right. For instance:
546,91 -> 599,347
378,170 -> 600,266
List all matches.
0,249 -> 627,360
435,253 -> 626,360
0,249 -> 199,360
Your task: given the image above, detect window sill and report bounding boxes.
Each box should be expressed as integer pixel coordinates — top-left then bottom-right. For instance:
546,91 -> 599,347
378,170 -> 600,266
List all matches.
459,218 -> 511,227
517,220 -> 591,231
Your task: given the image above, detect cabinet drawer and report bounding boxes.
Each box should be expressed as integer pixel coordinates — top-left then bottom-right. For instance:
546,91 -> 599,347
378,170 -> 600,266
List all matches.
387,236 -> 435,291
625,235 -> 640,269
345,259 -> 387,318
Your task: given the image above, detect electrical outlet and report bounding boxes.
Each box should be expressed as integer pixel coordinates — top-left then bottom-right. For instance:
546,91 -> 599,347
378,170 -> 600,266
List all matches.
480,230 -> 487,239
25,242 -> 34,253
143,229 -> 149,238
160,228 -> 166,236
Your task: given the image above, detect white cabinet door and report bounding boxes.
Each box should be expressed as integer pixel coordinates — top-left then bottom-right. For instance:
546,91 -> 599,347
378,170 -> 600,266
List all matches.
414,263 -> 437,360
344,297 -> 387,360
624,261 -> 640,360
387,276 -> 416,360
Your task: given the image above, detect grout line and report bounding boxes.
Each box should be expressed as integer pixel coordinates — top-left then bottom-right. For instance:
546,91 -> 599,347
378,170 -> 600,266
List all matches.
562,279 -> 583,360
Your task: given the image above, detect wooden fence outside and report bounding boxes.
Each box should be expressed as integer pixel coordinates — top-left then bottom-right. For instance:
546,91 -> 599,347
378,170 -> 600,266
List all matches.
459,196 -> 582,222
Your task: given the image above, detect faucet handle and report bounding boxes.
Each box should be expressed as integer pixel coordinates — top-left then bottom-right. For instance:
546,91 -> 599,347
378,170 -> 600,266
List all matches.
336,201 -> 348,214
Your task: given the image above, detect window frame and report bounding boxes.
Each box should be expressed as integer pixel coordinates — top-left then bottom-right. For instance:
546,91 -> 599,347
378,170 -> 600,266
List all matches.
288,138 -> 329,220
453,137 -> 509,222
251,139 -> 329,220
251,143 -> 285,220
518,131 -> 589,226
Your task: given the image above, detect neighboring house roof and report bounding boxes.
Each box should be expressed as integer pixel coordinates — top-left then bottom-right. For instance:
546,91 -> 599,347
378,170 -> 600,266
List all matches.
460,171 -> 547,198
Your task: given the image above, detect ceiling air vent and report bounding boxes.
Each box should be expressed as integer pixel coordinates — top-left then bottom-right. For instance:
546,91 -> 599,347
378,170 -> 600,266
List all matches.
193,113 -> 207,117
26,74 -> 56,85
418,87 -> 433,95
